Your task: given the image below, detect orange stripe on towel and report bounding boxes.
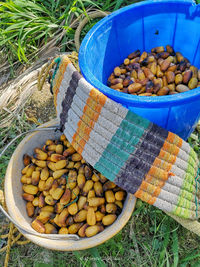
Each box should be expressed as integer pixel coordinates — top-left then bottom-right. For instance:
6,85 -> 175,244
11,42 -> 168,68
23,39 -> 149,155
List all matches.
72,88 -> 107,154
53,56 -> 71,108
134,133 -> 181,205
167,132 -> 182,147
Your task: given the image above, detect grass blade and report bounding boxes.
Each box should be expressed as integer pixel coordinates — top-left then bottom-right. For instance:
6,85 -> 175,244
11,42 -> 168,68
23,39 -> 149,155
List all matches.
88,247 -> 107,267
172,230 -> 179,267
159,220 -> 171,264
180,252 -> 200,263
179,263 -> 188,267
113,0 -> 124,10
34,264 -> 54,267
166,250 -> 170,267
73,251 -> 90,267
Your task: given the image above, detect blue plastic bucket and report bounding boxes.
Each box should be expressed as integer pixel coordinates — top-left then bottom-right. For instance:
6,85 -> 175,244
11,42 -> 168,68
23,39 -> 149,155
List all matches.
79,0 -> 200,140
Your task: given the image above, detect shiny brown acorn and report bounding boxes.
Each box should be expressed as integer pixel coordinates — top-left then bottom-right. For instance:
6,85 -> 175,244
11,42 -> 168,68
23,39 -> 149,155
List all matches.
107,45 -> 200,96
21,134 -> 127,238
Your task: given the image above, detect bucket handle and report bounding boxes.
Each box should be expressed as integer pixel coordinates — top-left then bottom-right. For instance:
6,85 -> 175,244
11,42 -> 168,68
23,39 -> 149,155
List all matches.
0,126 -> 80,241
74,10 -> 110,52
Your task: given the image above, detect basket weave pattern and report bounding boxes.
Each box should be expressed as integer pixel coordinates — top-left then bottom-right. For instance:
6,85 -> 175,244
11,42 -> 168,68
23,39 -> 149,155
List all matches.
52,55 -> 199,220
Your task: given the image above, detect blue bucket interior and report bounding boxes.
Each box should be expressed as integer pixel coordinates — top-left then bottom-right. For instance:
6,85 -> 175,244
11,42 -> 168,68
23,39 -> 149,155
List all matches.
79,0 -> 200,139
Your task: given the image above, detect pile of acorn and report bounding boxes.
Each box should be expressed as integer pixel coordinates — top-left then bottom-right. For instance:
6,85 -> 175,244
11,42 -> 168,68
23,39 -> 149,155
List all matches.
107,45 -> 200,96
21,134 -> 127,238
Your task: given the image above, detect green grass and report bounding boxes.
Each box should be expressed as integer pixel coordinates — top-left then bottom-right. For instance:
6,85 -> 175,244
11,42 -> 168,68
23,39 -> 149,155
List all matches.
0,0 -> 142,76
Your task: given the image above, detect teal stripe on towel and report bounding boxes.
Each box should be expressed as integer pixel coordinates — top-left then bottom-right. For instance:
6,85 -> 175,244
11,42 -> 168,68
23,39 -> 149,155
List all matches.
94,111 -> 150,181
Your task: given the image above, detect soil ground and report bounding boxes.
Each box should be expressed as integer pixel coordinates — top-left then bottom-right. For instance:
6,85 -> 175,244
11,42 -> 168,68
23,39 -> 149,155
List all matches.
25,82 -> 56,124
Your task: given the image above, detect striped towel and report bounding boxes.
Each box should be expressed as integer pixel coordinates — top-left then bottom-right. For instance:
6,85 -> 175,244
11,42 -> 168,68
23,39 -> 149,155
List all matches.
52,55 -> 200,220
